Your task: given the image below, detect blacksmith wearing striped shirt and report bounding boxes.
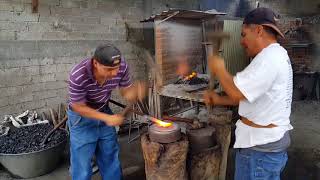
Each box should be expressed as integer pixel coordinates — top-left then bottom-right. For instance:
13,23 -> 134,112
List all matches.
67,44 -> 146,180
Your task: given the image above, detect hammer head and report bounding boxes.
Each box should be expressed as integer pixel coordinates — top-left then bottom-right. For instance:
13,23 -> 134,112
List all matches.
206,32 -> 230,55
207,32 -> 230,41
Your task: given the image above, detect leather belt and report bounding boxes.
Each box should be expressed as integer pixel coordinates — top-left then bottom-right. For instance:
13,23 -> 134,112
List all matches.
240,117 -> 277,128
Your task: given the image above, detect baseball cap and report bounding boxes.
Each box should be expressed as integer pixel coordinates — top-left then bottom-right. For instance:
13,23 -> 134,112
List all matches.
243,7 -> 285,38
93,44 -> 121,67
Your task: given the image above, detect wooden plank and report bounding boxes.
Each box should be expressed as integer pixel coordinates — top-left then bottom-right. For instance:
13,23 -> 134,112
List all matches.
49,109 -> 58,126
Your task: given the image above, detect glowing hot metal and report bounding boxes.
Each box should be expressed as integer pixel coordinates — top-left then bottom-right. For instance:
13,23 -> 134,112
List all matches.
150,117 -> 173,128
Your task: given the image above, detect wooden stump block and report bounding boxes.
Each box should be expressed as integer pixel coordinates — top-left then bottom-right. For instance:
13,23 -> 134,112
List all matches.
208,108 -> 232,180
188,145 -> 222,180
141,133 -> 189,180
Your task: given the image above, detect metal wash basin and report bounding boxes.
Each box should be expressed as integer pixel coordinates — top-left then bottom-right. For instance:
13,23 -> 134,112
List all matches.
0,129 -> 68,179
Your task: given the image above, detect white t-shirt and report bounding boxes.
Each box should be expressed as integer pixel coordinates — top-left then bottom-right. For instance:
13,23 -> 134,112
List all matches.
233,43 -> 293,148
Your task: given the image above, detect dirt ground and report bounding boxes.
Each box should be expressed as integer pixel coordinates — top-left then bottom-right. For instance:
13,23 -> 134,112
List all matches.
283,101 -> 320,180
0,101 -> 319,180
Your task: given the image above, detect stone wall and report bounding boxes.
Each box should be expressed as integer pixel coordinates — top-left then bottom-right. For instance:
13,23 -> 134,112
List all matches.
0,0 -> 199,117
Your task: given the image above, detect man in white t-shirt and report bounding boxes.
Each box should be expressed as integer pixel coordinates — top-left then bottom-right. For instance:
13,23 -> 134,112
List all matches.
204,7 -> 293,179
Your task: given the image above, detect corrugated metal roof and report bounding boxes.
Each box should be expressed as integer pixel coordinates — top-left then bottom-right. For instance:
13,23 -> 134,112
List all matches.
140,8 -> 226,22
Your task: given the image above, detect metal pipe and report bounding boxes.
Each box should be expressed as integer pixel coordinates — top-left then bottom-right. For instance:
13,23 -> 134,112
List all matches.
162,115 -> 194,124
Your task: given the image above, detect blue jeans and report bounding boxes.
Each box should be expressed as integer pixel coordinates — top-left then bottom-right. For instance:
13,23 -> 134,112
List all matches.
67,107 -> 122,180
235,148 -> 287,180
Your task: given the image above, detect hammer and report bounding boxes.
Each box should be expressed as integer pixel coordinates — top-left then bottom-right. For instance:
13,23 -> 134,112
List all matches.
205,32 -> 230,112
206,31 -> 230,82
207,32 -> 230,47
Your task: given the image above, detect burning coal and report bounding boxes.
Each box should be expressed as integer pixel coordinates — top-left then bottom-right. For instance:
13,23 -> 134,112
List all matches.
150,117 -> 173,128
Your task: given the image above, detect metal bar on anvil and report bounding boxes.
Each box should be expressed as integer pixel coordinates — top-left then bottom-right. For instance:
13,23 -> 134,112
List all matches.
109,99 -> 195,124
162,115 -> 194,124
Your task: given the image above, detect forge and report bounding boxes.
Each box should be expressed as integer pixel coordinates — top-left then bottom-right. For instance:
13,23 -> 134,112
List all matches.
141,132 -> 189,180
148,119 -> 181,144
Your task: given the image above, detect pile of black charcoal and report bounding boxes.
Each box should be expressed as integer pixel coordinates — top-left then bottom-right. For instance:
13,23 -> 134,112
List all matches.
0,124 -> 67,154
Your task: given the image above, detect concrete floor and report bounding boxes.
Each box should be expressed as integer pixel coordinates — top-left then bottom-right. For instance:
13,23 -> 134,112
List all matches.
0,101 -> 319,179
0,130 -> 146,180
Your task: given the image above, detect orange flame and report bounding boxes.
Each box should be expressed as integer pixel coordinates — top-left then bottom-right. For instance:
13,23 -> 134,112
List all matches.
151,117 -> 173,127
183,71 -> 197,81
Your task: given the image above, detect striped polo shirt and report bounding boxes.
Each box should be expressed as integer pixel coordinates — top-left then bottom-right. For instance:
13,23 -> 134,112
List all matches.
68,57 -> 132,110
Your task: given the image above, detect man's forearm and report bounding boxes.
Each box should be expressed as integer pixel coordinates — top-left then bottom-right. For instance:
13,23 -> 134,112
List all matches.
216,95 -> 239,106
119,84 -> 137,102
216,68 -> 245,102
71,103 -> 111,121
120,81 -> 146,102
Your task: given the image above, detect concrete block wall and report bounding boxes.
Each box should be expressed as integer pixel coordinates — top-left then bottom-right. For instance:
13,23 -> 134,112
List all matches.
0,0 -> 200,118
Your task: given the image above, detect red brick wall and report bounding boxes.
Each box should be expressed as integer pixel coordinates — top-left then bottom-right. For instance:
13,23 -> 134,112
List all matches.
154,19 -> 204,86
278,18 -> 313,72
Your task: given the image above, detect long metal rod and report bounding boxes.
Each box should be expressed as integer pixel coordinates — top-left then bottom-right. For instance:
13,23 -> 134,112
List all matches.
109,99 -> 126,108
143,101 -> 150,115
201,20 -> 208,73
110,99 -> 195,124
162,115 -> 194,124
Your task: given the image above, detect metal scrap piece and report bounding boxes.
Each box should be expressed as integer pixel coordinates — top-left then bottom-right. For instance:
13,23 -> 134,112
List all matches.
10,115 -> 21,128
0,125 -> 9,137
